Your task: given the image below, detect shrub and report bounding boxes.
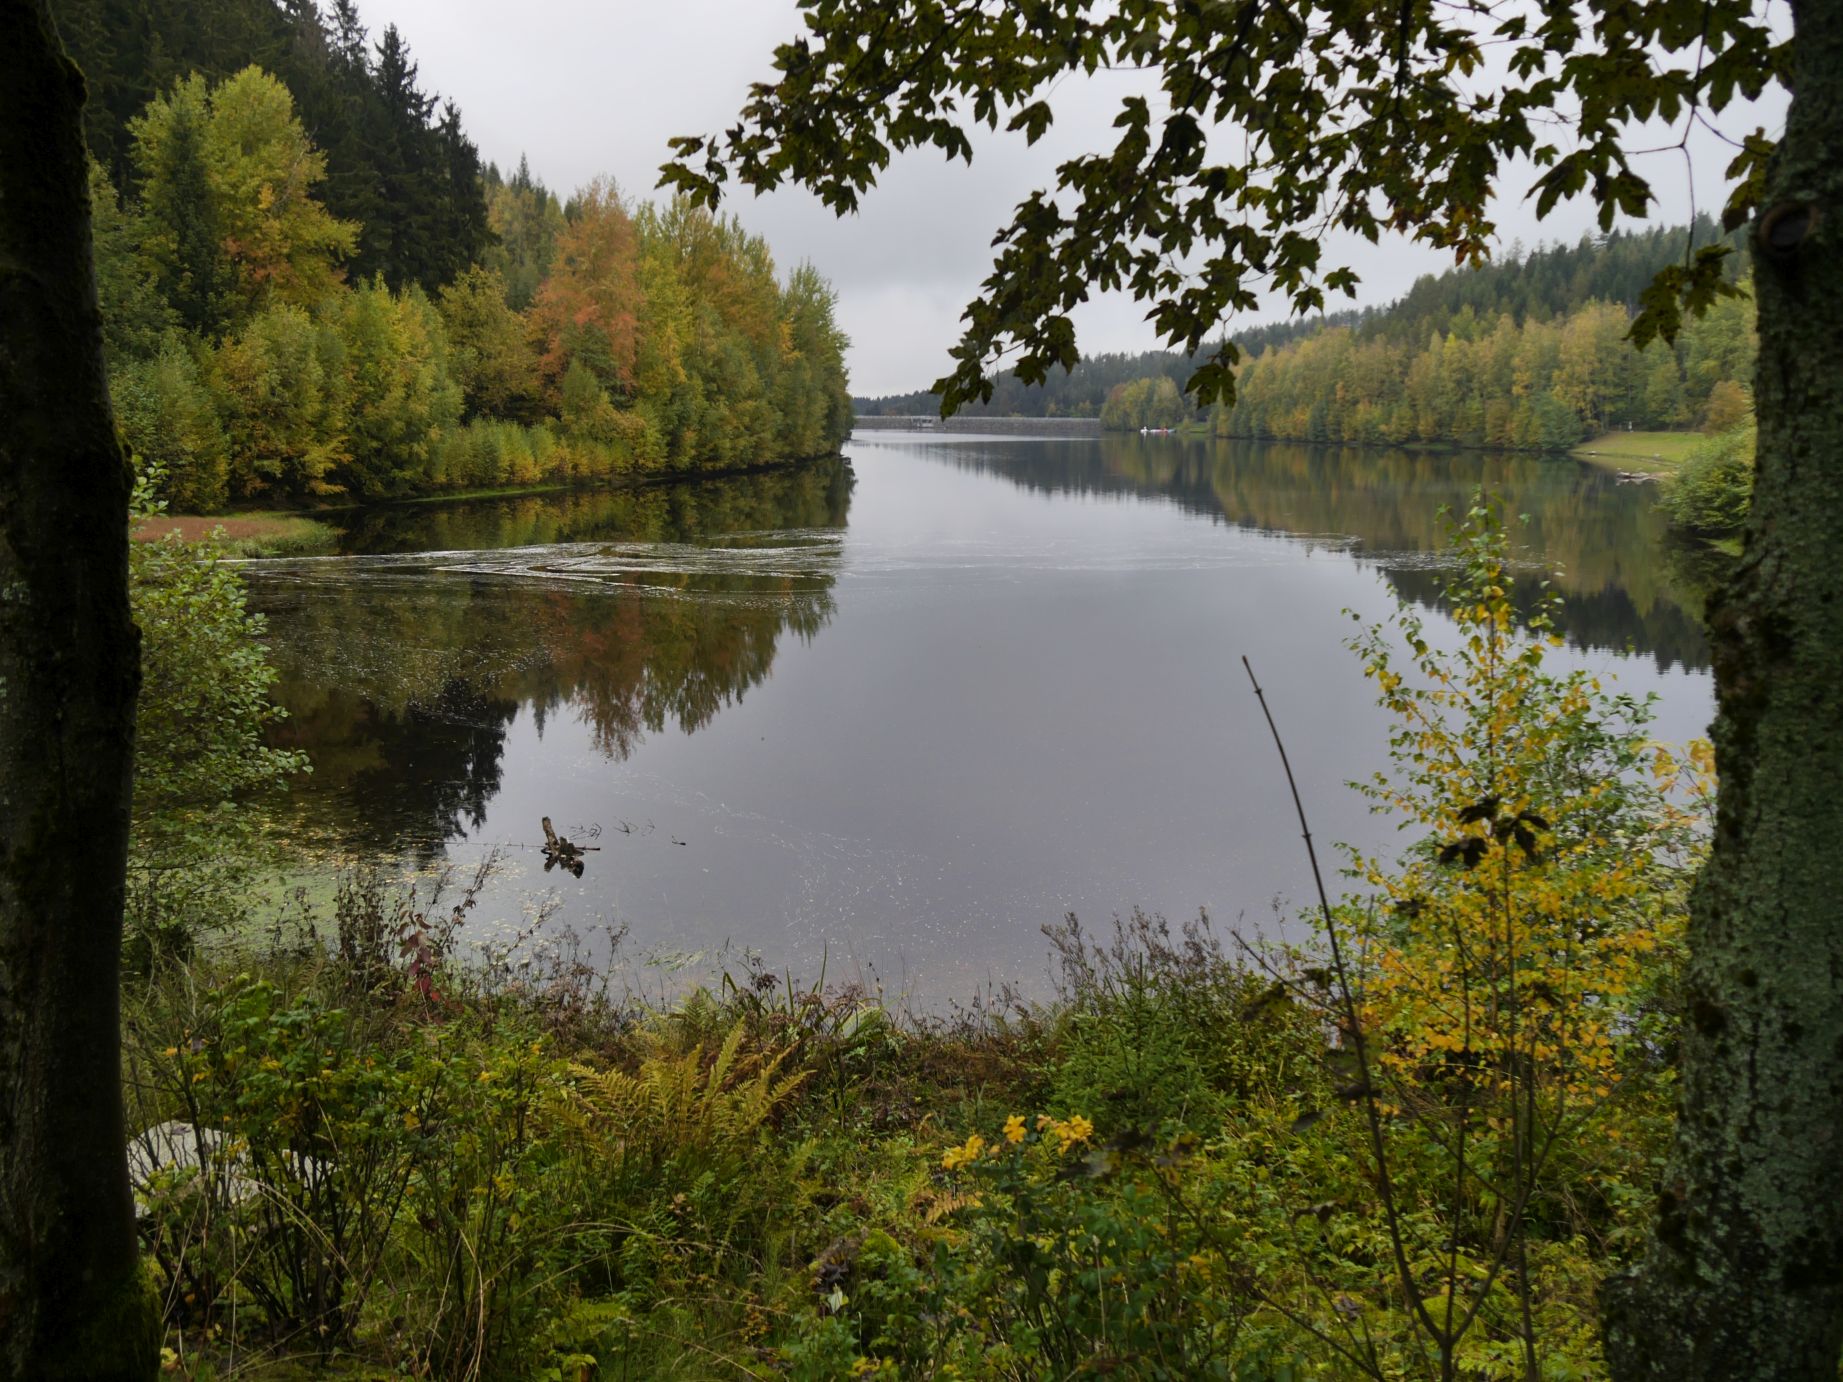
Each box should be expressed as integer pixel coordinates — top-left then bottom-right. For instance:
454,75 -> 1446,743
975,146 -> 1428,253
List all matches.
1227,496 -> 1704,1374
1663,424 -> 1755,536
132,977 -> 419,1354
127,469 -> 308,961
1045,910 -> 1319,1136
389,1017 -> 579,1378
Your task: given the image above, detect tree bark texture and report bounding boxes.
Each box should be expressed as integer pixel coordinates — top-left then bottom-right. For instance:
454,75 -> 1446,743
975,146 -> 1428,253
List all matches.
1604,0 -> 1843,1374
0,3 -> 156,1377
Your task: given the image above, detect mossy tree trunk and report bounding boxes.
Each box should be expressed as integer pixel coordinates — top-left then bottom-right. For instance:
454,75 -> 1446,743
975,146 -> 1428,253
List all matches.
1604,0 -> 1843,1374
0,3 -> 156,1377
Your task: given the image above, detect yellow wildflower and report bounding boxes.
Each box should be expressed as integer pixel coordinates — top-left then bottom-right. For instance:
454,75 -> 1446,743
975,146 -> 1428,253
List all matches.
1003,1114 -> 1027,1143
941,1133 -> 985,1170
1050,1114 -> 1095,1152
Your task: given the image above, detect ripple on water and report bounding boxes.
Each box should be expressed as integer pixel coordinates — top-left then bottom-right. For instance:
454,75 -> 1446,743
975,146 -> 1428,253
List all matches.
245,528 -> 848,602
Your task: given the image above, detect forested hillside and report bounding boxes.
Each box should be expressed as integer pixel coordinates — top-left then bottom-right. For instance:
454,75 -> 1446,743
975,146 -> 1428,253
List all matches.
861,347 -> 1207,419
859,221 -> 1749,426
54,0 -> 852,510
1105,287 -> 1754,449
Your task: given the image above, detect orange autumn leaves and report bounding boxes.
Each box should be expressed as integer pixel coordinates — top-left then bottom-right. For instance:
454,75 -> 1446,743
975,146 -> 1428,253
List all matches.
530,178 -> 642,393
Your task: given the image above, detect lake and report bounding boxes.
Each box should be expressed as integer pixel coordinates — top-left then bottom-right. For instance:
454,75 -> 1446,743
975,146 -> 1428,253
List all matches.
246,433 -> 1715,1003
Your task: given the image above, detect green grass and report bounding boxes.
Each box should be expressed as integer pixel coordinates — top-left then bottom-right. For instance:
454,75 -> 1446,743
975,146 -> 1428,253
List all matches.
1572,430 -> 1706,475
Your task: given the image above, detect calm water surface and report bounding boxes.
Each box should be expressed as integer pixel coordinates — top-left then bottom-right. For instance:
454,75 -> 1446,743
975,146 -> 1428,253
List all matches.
247,435 -> 1714,1000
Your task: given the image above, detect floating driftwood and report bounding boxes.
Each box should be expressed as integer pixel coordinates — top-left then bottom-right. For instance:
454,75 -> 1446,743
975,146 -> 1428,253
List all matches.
541,816 -> 597,877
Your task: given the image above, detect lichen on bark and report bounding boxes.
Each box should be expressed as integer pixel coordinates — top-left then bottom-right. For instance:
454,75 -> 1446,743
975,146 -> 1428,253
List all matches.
1603,0 -> 1843,1375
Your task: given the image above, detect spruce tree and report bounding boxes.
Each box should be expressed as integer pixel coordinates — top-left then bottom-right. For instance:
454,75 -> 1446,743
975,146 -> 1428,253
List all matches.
136,82 -> 231,337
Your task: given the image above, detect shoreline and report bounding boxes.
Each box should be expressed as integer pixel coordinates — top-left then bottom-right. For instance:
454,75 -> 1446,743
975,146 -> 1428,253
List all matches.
1567,430 -> 1705,477
1098,422 -> 1706,474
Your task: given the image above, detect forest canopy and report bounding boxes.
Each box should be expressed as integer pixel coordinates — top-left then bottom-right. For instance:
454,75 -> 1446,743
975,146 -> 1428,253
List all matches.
1101,287 -> 1755,448
56,0 -> 853,510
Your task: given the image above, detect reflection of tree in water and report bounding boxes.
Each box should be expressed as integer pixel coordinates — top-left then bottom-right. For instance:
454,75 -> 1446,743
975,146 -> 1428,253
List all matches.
326,459 -> 855,555
1378,567 -> 1709,673
936,437 -> 1708,670
519,563 -> 838,761
255,460 -> 852,853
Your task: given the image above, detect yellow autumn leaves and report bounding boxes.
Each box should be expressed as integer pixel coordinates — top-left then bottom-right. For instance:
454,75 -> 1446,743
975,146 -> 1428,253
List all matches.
941,1114 -> 1094,1170
1343,498 -> 1706,1124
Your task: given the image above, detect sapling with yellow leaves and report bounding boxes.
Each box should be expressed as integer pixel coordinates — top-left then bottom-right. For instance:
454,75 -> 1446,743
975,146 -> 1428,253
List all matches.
1348,498 -> 1703,1107
1236,497 -> 1709,1380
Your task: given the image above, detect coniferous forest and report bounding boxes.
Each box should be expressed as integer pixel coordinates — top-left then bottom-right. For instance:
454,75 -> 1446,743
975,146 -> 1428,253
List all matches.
56,0 -> 853,512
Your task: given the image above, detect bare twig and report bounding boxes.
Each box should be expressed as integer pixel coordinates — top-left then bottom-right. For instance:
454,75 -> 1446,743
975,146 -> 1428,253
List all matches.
1242,655 -> 1448,1355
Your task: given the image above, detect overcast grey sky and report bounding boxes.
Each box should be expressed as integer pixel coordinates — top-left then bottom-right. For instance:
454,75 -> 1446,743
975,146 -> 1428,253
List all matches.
358,0 -> 1787,397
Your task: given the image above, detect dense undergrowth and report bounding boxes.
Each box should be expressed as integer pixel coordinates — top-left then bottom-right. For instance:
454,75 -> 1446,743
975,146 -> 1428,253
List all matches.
124,502 -> 1706,1378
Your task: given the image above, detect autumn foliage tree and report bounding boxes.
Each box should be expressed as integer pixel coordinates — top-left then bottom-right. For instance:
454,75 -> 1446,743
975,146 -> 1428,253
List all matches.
438,265 -> 543,421
88,65 -> 852,509
1123,289 -> 1760,448
483,156 -> 567,311
530,177 -> 645,399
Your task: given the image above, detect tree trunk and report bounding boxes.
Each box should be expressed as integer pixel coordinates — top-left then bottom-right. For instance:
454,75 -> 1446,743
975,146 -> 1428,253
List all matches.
0,3 -> 157,1377
1604,0 -> 1843,1374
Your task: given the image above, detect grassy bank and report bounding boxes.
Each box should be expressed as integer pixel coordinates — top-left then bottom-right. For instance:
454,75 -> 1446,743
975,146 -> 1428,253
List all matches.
1571,430 -> 1706,475
134,511 -> 340,558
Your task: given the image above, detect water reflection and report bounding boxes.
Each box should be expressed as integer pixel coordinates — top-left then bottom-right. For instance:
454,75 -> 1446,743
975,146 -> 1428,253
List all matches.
931,436 -> 1707,670
319,462 -> 855,555
250,460 -> 853,854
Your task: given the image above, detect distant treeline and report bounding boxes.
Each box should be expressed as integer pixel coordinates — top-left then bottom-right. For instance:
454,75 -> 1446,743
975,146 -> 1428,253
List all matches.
857,220 -> 1749,423
56,0 -> 851,511
858,347 -> 1243,420
1103,289 -> 1755,449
